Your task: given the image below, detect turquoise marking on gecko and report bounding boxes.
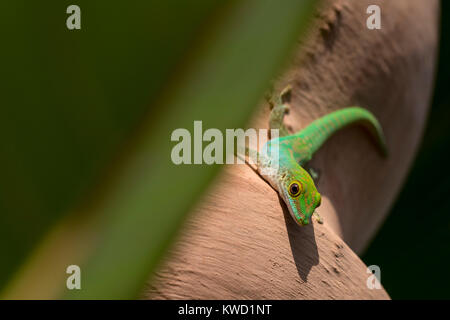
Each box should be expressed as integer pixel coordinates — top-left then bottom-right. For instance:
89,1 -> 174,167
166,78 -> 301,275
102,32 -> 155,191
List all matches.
242,86 -> 387,226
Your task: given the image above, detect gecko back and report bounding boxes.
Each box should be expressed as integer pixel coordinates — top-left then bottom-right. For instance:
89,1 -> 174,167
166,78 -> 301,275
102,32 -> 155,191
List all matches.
283,107 -> 387,165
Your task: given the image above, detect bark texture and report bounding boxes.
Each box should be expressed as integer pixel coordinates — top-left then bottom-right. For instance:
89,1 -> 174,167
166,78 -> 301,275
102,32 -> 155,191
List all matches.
146,0 -> 439,299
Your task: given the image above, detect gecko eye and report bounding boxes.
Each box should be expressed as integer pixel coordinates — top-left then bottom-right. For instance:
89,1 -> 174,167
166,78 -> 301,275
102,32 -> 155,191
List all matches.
288,181 -> 302,197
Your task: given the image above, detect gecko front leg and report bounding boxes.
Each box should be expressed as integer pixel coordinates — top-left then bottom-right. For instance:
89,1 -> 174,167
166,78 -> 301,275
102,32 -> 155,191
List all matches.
307,167 -> 320,182
313,211 -> 324,224
268,85 -> 292,138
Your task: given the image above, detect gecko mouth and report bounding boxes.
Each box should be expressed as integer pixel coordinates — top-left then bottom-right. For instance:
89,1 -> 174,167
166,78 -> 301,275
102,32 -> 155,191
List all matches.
296,215 -> 309,226
288,207 -> 307,226
281,189 -> 307,226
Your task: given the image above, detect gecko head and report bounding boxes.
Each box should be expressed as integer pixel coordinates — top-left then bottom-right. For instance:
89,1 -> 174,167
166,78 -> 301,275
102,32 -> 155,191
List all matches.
280,167 -> 321,226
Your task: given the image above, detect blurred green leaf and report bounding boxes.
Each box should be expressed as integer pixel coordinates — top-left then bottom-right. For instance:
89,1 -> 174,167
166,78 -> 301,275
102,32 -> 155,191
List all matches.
1,0 -> 317,299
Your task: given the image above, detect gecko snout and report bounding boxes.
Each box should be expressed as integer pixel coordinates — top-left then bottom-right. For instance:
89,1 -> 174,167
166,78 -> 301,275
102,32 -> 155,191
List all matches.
315,193 -> 322,208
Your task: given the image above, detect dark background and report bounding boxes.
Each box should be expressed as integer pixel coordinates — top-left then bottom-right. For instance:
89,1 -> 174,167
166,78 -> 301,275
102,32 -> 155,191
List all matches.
362,2 -> 450,299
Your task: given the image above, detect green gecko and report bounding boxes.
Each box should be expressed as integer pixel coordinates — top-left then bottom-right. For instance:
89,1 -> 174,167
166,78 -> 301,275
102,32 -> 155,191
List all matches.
242,86 -> 387,226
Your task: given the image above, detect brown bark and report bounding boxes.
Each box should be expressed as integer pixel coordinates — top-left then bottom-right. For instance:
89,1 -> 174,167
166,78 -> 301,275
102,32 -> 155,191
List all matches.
146,0 -> 439,299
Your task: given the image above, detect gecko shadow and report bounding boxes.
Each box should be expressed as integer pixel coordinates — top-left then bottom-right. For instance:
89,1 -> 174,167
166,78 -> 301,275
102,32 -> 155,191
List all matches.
278,197 -> 319,282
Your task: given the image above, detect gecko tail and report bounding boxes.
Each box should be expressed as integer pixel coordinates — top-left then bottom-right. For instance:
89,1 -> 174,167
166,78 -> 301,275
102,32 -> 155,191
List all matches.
298,107 -> 388,157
